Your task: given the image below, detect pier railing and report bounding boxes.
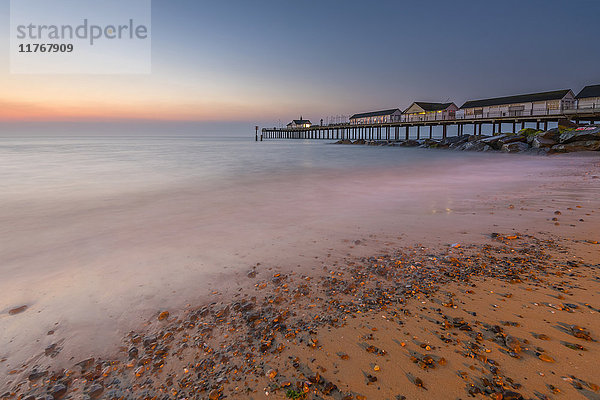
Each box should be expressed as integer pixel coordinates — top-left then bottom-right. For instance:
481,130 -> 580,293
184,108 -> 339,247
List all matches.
455,103 -> 600,120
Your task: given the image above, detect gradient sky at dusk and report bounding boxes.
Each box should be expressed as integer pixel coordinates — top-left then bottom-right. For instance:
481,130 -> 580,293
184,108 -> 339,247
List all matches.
1,0 -> 599,133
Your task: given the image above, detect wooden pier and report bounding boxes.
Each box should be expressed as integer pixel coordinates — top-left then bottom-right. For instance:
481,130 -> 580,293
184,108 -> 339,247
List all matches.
261,110 -> 600,141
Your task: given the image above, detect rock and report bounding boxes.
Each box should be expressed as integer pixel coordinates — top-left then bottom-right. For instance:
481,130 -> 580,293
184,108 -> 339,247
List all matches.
480,134 -> 511,150
157,311 -> 169,321
538,353 -> 555,363
498,134 -> 527,146
8,305 -> 28,315
558,118 -> 579,130
551,140 -> 600,153
558,126 -> 600,143
448,139 -> 470,149
353,139 -> 366,145
266,369 -> 277,379
570,325 -> 594,341
75,358 -> 95,371
398,139 -> 420,147
503,391 -> 524,400
28,369 -> 47,381
142,336 -> 157,348
469,134 -> 488,142
501,142 -> 529,153
539,128 -> 561,142
518,128 -> 541,138
49,384 -> 67,399
443,135 -> 469,146
531,136 -> 555,148
505,336 -> 522,353
422,139 -> 439,148
88,384 -> 103,398
460,141 -> 493,152
128,346 -> 138,359
525,147 -> 550,155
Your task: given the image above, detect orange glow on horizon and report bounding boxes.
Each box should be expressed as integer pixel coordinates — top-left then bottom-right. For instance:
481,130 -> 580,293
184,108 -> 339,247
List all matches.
0,97 -> 281,123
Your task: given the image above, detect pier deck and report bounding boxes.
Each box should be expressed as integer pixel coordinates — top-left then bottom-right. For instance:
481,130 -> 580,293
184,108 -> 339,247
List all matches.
260,109 -> 600,141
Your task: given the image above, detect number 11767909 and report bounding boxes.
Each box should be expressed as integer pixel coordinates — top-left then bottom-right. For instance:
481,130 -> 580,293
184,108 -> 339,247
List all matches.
18,43 -> 73,53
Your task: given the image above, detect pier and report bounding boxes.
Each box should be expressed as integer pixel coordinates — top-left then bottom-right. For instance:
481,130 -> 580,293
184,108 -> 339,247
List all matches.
261,108 -> 600,141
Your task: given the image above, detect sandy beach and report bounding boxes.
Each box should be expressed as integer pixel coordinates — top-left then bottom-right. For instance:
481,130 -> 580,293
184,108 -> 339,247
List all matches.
1,149 -> 599,400
4,0 -> 600,398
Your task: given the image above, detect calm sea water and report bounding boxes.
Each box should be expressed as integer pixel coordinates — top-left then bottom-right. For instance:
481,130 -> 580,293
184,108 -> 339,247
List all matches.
0,135 -> 493,201
0,135 -> 597,383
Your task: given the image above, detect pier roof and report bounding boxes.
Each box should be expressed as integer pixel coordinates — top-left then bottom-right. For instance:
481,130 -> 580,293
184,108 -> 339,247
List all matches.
575,84 -> 600,99
350,108 -> 401,119
460,89 -> 572,109
406,102 -> 455,112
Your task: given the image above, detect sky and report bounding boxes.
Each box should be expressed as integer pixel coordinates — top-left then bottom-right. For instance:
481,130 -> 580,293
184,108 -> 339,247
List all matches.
1,0 -> 599,134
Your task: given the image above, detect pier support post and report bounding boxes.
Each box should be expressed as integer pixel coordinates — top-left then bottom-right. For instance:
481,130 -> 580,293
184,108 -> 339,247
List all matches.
417,125 -> 420,140
536,120 -> 540,130
544,121 -> 548,130
443,124 -> 447,139
478,123 -> 482,136
521,121 -> 525,130
512,121 -> 516,133
429,125 -> 433,139
405,126 -> 409,140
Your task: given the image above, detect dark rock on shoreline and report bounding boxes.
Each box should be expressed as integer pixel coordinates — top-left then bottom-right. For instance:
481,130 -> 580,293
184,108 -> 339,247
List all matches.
559,126 -> 600,143
552,140 -> 600,153
334,123 -> 600,154
501,142 -> 529,153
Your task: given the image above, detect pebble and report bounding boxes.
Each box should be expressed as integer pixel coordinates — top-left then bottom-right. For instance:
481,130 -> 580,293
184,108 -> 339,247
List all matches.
49,384 -> 67,399
8,305 -> 28,315
88,384 -> 103,398
266,369 -> 277,379
157,311 -> 169,321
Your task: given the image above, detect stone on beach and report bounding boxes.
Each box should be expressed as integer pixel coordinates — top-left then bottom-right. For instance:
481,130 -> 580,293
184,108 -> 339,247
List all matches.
8,305 -> 28,315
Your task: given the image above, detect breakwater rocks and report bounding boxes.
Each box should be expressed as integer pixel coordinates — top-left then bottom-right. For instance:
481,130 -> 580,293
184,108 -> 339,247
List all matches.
335,125 -> 600,154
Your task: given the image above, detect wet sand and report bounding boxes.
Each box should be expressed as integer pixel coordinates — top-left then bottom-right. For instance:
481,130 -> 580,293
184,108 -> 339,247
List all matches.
5,233 -> 598,400
1,153 -> 600,399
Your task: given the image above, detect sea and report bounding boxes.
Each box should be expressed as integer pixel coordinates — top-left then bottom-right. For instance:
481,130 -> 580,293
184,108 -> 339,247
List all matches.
0,135 -> 598,383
